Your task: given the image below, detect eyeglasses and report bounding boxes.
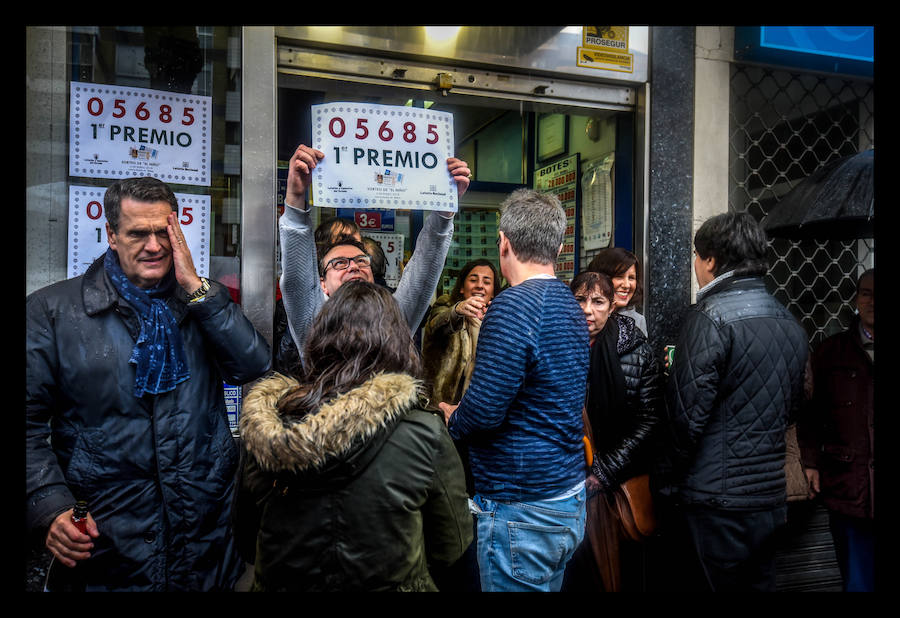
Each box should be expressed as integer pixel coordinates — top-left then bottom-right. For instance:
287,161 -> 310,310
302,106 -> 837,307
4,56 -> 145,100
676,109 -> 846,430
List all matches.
323,254 -> 371,274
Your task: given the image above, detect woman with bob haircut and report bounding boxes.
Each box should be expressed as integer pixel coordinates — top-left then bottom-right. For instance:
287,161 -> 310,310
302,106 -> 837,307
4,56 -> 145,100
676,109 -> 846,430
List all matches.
235,280 -> 472,591
562,269 -> 662,592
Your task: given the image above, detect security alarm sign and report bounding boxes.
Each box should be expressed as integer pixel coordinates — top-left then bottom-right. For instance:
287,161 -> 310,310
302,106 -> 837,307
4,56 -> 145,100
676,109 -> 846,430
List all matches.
69,82 -> 211,186
67,185 -> 210,279
310,102 -> 458,212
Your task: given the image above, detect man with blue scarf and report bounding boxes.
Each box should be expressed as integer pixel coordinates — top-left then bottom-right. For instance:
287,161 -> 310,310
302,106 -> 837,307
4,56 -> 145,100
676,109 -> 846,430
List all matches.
26,177 -> 271,591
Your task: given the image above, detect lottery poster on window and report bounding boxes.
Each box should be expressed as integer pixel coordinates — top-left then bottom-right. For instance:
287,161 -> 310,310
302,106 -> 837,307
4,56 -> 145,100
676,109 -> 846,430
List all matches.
535,154 -> 579,284
67,185 -> 210,280
366,232 -> 406,289
310,102 -> 458,212
69,82 -> 211,186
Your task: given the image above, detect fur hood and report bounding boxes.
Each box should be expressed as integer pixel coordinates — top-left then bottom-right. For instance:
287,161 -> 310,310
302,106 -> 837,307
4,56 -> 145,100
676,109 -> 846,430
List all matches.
240,372 -> 422,474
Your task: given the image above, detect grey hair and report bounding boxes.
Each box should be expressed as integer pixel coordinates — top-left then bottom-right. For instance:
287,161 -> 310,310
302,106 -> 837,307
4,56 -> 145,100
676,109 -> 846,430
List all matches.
498,189 -> 566,265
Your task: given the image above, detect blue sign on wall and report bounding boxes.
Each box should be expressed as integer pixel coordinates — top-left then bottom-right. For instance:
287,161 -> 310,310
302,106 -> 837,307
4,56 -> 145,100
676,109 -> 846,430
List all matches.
735,26 -> 873,78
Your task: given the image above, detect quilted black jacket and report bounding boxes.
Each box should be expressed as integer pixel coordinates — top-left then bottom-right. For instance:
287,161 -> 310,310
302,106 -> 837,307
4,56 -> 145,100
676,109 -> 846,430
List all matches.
654,274 -> 808,510
591,313 -> 663,488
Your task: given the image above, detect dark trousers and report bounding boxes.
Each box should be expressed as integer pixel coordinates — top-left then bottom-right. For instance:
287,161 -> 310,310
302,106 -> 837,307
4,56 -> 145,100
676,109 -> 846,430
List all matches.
650,502 -> 787,592
828,511 -> 874,592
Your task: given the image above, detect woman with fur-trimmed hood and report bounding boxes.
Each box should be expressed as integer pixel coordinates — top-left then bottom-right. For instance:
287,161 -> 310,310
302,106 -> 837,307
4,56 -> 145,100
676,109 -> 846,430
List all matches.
235,281 -> 473,591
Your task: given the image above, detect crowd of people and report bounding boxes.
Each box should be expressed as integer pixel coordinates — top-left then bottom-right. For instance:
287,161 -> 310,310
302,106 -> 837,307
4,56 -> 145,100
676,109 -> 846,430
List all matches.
25,142 -> 874,592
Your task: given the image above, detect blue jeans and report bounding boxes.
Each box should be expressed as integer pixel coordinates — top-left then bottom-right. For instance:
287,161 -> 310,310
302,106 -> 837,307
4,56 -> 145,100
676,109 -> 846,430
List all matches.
828,511 -> 874,592
471,489 -> 586,592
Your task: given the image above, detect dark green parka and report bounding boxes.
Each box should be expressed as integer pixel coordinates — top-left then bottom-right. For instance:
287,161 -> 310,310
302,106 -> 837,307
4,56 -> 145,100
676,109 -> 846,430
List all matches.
236,372 -> 473,591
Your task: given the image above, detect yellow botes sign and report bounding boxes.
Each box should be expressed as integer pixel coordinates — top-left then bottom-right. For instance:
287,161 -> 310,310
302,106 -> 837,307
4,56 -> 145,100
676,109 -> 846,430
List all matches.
577,27 -> 634,73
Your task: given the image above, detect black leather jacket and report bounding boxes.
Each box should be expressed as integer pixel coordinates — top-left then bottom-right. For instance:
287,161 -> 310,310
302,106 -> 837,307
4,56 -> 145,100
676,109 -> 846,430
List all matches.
591,313 -> 664,488
654,274 -> 808,510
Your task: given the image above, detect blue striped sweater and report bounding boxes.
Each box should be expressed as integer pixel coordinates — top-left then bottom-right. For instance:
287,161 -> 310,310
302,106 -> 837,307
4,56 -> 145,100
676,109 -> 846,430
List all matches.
448,277 -> 590,501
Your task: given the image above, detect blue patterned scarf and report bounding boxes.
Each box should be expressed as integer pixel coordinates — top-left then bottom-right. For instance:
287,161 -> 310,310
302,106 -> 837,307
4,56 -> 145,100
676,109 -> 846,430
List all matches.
104,248 -> 190,397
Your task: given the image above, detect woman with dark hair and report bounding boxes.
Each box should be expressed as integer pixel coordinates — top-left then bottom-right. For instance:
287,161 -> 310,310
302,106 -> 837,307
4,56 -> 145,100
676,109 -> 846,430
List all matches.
235,280 -> 472,591
562,270 -> 663,592
587,247 -> 647,334
421,259 -> 500,407
420,258 -> 500,592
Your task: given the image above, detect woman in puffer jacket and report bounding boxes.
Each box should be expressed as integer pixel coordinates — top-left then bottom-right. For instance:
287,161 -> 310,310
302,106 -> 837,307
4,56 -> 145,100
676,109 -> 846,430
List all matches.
562,270 -> 663,592
235,280 -> 473,591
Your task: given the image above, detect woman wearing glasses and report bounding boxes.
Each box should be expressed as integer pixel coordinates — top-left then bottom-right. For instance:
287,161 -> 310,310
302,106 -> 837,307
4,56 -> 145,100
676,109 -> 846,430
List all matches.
236,280 -> 472,591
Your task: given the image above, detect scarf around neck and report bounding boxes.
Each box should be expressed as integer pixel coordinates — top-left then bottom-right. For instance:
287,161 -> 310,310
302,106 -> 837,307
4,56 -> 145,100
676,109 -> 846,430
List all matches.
586,313 -> 627,440
104,248 -> 190,397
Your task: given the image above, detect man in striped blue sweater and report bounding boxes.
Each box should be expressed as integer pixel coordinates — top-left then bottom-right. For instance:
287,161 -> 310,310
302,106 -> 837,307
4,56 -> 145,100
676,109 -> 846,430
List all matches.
440,189 -> 590,592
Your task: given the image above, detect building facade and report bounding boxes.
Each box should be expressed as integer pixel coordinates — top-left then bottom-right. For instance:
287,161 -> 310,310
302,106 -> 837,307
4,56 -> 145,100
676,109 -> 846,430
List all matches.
25,25 -> 874,591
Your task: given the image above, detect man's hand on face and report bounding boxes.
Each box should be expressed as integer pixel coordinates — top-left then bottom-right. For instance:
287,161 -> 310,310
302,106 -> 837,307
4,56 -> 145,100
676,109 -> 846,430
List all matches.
167,212 -> 203,294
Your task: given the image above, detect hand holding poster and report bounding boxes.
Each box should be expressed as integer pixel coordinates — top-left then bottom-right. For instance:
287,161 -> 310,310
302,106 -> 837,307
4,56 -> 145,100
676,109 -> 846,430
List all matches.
311,103 -> 458,212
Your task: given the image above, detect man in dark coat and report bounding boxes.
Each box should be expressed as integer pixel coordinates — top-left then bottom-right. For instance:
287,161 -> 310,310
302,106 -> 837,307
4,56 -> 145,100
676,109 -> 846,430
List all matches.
798,269 -> 874,591
652,211 -> 808,592
26,177 -> 271,591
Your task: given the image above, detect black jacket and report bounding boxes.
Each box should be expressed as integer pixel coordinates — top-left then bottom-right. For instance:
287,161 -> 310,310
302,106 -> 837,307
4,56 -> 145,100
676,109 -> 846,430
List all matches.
591,313 -> 663,488
26,257 -> 271,591
654,274 -> 808,510
235,372 -> 473,591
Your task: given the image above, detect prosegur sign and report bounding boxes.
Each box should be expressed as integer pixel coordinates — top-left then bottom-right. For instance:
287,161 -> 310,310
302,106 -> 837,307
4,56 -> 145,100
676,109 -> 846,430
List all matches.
310,102 -> 458,212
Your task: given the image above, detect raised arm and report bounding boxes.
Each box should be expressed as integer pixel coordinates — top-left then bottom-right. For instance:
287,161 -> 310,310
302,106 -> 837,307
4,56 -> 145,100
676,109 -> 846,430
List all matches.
278,145 -> 327,361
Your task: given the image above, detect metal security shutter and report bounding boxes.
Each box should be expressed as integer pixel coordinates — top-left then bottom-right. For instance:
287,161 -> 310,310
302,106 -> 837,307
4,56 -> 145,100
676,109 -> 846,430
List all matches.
729,63 -> 874,592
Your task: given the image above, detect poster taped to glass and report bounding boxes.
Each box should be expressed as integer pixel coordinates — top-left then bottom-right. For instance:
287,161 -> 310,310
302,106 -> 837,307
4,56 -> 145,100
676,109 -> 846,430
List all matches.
69,82 -> 212,186
66,185 -> 210,280
310,102 -> 458,212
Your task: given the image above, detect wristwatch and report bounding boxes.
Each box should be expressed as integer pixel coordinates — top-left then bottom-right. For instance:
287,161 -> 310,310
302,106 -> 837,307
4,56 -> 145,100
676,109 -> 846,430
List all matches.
188,277 -> 211,302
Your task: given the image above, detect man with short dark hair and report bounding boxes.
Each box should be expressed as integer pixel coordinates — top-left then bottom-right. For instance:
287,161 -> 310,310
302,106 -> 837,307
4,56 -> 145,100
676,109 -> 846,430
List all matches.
798,268 -> 875,591
279,144 -> 470,364
26,176 -> 271,591
439,188 -> 590,592
652,211 -> 808,591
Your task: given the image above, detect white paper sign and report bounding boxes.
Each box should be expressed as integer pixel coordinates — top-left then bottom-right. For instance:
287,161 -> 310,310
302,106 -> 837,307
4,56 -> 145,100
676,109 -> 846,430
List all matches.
581,155 -> 614,251
69,82 -> 211,186
311,102 -> 457,212
366,232 -> 405,288
67,185 -> 211,280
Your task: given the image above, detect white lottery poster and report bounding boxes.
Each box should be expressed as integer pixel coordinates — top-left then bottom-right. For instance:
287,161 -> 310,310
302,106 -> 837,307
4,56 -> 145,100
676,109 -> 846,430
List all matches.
67,185 -> 211,280
310,102 -> 458,212
366,232 -> 405,289
581,154 -> 614,251
69,82 -> 212,186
